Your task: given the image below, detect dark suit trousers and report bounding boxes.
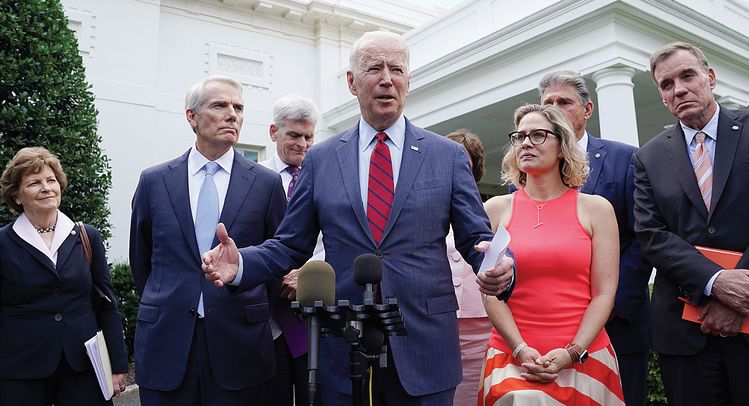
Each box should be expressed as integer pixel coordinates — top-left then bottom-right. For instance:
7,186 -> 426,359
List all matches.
615,351 -> 648,406
659,335 -> 749,406
262,335 -> 316,406
0,353 -> 111,406
139,319 -> 271,406
320,348 -> 455,406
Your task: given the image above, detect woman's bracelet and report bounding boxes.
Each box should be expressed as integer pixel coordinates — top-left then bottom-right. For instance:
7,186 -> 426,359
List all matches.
511,342 -> 528,359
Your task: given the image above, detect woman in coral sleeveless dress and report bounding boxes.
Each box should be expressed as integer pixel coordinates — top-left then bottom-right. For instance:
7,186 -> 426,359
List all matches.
479,104 -> 624,405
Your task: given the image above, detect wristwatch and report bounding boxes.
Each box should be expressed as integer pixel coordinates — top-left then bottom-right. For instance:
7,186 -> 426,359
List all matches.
565,343 -> 589,364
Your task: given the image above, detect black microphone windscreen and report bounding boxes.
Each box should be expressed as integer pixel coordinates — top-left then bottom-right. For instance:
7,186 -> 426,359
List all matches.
353,254 -> 382,286
297,260 -> 336,307
361,327 -> 385,354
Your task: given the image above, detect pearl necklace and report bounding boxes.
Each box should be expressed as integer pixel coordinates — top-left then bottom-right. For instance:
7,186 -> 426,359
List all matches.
36,226 -> 56,234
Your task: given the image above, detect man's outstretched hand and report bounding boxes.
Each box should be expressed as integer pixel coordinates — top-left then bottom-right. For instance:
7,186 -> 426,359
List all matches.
202,223 -> 240,288
474,241 -> 515,296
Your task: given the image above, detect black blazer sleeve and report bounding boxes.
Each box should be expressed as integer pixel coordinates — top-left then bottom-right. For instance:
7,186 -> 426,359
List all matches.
84,224 -> 129,373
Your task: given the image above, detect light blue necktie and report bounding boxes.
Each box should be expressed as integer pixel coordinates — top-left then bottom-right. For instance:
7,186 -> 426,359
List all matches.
195,161 -> 220,316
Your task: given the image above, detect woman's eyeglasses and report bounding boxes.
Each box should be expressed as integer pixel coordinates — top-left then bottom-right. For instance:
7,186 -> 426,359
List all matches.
508,129 -> 558,146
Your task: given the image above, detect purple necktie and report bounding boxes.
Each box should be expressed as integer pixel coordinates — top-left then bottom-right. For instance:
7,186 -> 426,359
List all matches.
275,164 -> 307,357
286,166 -> 300,201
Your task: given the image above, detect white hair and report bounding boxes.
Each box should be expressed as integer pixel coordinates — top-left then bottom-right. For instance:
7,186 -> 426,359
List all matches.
273,95 -> 319,126
184,75 -> 243,113
348,31 -> 410,73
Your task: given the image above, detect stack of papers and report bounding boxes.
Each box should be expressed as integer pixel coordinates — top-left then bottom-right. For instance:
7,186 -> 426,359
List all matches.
84,330 -> 114,400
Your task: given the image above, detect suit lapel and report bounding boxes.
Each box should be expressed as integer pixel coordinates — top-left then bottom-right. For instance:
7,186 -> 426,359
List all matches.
582,136 -> 605,194
163,151 -> 201,262
383,120 -> 427,242
709,108 -> 742,222
664,125 -> 708,219
55,228 -> 79,271
336,126 -> 372,243
8,228 -> 57,274
220,151 -> 256,235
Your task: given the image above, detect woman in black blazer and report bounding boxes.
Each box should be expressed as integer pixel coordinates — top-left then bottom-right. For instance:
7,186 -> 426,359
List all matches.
0,147 -> 128,405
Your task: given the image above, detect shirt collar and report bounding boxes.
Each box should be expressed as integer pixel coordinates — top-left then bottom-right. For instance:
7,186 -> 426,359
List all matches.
271,153 -> 299,174
358,115 -> 406,152
577,131 -> 589,153
188,146 -> 235,176
681,104 -> 720,144
13,210 -> 75,260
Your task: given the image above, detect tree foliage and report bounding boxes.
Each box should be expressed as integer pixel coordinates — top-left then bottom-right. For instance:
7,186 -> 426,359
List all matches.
0,0 -> 111,237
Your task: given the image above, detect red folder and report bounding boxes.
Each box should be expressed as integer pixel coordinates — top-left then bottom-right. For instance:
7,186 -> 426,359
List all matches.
681,246 -> 748,334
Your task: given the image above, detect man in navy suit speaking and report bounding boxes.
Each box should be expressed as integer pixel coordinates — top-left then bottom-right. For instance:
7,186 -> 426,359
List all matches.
203,31 -> 515,406
538,71 -> 652,406
130,76 -> 286,405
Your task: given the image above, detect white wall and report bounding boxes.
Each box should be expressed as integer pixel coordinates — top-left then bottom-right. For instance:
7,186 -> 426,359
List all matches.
61,0 -> 427,261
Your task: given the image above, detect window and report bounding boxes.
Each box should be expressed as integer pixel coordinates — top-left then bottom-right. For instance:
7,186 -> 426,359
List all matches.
236,144 -> 264,163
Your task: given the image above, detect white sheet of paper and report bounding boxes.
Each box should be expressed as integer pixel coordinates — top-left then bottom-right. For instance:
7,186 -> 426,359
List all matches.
478,225 -> 511,273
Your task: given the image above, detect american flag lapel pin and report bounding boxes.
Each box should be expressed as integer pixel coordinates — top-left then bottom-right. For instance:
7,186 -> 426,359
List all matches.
410,145 -> 419,152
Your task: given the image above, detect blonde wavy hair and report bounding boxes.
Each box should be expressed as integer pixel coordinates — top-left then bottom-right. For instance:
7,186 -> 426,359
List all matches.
501,104 -> 589,188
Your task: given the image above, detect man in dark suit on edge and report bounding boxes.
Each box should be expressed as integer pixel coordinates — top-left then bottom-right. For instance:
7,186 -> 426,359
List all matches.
539,70 -> 652,406
634,42 -> 749,405
130,75 -> 286,405
202,31 -> 515,406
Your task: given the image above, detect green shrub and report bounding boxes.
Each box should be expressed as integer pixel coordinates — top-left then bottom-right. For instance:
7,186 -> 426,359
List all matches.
0,0 -> 111,236
647,350 -> 667,404
111,262 -> 138,361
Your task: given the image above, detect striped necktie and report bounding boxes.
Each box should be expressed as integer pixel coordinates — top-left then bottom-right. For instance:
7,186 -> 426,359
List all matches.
367,132 -> 394,245
693,131 -> 713,210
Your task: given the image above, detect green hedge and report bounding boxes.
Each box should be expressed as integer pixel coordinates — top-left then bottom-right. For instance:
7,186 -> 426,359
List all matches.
111,262 -> 138,361
0,0 -> 112,235
647,350 -> 667,405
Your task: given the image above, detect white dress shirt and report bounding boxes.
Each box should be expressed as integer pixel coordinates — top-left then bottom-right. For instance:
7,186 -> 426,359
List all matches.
678,106 -> 721,295
188,146 -> 234,316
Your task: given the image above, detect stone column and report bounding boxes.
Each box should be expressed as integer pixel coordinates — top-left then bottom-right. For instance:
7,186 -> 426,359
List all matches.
591,67 -> 640,146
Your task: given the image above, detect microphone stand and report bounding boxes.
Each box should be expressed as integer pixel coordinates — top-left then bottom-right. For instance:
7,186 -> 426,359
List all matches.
306,307 -> 322,406
291,298 -> 406,406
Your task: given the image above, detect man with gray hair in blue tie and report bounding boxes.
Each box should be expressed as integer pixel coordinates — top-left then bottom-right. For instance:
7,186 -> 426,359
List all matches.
130,75 -> 287,405
260,94 -> 325,406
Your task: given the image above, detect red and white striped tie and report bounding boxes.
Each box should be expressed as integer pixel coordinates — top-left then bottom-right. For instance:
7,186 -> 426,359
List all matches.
367,132 -> 394,245
693,131 -> 713,209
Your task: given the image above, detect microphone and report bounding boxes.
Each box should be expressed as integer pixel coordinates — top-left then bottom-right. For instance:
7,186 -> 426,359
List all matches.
353,254 -> 382,303
295,260 -> 335,406
297,260 -> 336,307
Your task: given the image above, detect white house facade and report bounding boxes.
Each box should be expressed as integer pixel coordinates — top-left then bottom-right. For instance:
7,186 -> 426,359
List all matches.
61,0 -> 749,261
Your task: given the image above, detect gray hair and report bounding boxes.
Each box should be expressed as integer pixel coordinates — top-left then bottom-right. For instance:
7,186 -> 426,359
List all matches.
273,95 -> 319,126
538,71 -> 591,105
650,41 -> 710,82
184,75 -> 243,113
349,31 -> 410,73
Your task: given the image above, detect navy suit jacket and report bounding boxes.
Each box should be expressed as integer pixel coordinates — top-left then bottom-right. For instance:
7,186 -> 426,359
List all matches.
236,119 -> 511,396
584,135 -> 652,355
634,106 -> 749,354
0,222 -> 128,379
129,149 -> 287,391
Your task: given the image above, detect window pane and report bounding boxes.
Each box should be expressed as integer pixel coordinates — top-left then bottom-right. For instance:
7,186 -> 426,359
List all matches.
242,150 -> 259,162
